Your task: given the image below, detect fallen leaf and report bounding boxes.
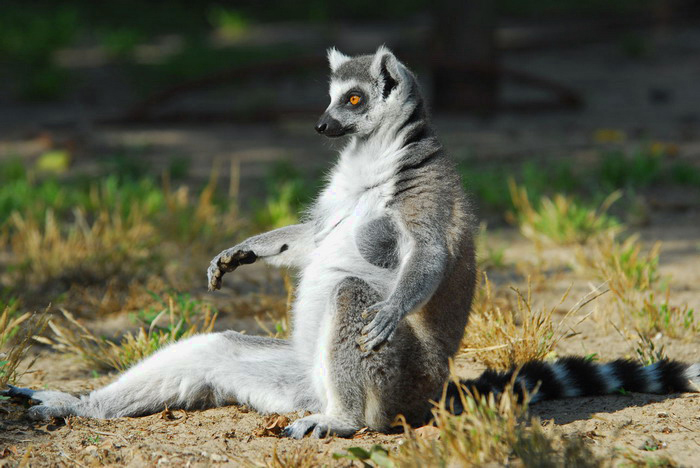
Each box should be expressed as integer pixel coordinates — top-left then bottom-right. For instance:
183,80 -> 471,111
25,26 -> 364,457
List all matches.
0,446 -> 17,459
352,427 -> 369,439
253,415 -> 290,437
159,407 -> 187,422
159,407 -> 176,420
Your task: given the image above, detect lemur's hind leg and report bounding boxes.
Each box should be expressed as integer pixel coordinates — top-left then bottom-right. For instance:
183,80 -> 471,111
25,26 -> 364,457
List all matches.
284,277 -> 431,439
8,332 -> 318,420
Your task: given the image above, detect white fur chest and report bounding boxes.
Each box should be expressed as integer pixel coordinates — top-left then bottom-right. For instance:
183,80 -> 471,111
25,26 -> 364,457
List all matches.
312,136 -> 404,244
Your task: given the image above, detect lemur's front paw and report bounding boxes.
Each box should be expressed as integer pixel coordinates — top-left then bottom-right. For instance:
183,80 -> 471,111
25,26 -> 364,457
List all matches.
359,301 -> 402,354
207,248 -> 257,291
3,385 -> 81,420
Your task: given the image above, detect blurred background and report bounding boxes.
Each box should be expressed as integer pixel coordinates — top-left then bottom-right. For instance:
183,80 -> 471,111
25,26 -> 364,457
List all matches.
1,0 -> 700,343
3,3 -> 700,463
2,1 -> 700,207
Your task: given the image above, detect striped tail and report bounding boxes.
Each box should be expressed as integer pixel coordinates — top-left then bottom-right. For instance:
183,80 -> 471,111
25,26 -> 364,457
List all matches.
446,357 -> 700,414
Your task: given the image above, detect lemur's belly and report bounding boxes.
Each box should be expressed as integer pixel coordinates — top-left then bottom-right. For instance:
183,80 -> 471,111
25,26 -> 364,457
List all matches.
293,215 -> 398,343
291,212 -> 401,408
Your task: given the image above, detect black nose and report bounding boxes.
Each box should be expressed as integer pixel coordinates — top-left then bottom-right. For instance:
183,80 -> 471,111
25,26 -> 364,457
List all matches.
315,113 -> 346,137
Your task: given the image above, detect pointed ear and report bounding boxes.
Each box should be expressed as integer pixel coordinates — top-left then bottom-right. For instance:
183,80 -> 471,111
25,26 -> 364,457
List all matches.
370,45 -> 403,99
327,47 -> 350,72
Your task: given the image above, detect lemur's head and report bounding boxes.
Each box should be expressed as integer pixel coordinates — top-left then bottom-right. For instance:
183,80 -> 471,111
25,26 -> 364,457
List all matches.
315,46 -> 419,138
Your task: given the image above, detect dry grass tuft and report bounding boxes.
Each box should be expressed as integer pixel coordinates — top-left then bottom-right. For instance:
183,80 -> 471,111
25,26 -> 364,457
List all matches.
348,381 -> 603,467
461,275 -> 599,370
60,276 -> 169,317
508,180 -> 620,245
625,289 -> 697,339
8,208 -> 159,288
615,449 -> 677,468
633,331 -> 668,366
37,293 -> 217,371
0,307 -> 48,388
577,233 -> 660,292
578,233 -> 696,338
161,169 -> 240,246
1,167 -> 241,311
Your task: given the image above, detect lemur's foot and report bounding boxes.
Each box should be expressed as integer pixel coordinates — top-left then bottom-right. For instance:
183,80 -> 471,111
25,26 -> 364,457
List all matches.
2,385 -> 81,420
207,248 -> 257,290
282,414 -> 358,439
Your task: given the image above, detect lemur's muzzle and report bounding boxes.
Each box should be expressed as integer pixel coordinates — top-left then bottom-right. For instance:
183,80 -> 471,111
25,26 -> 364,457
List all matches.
315,113 -> 348,137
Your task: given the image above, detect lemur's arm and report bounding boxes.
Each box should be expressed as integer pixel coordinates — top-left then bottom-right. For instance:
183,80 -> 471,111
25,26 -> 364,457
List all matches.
208,223 -> 314,290
361,225 -> 448,351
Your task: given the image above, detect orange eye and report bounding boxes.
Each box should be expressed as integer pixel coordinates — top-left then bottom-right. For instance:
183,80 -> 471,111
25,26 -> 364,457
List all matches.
349,95 -> 361,105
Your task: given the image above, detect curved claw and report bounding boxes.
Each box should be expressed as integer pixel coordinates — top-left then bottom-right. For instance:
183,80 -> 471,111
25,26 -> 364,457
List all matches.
207,263 -> 223,291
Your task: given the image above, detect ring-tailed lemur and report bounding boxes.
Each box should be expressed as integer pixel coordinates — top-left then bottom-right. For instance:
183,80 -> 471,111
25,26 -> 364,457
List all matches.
5,47 -> 699,438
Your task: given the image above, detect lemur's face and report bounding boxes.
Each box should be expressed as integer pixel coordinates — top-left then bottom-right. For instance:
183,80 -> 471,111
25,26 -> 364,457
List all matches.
316,47 -> 408,138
